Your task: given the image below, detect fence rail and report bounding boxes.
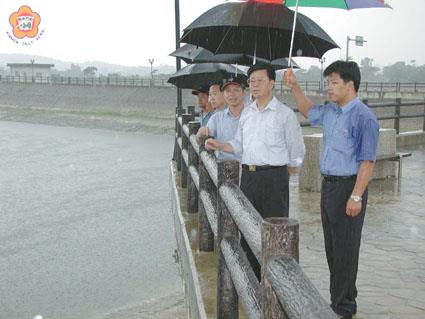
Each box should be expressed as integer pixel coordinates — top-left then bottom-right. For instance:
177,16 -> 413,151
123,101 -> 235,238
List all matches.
1,75 -> 425,95
174,106 -> 338,319
296,98 -> 425,134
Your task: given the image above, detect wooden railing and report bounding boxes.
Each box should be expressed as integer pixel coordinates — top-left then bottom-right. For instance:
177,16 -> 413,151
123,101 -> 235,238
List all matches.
174,106 -> 337,319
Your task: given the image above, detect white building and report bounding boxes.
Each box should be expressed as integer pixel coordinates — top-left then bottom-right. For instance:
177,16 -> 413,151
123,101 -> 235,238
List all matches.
7,63 -> 55,83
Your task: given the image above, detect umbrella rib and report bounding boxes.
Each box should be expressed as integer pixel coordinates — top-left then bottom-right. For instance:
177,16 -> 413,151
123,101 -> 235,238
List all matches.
292,15 -> 322,58
215,26 -> 234,54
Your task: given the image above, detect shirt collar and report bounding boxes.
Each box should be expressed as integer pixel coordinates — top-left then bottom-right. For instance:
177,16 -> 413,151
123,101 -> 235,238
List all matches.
225,105 -> 243,118
249,96 -> 277,112
339,97 -> 360,114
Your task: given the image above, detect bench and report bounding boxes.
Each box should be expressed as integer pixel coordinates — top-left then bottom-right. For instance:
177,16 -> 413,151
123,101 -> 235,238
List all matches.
376,152 -> 412,182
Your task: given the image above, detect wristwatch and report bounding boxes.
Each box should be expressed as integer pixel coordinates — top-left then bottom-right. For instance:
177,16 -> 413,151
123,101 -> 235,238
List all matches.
350,195 -> 362,202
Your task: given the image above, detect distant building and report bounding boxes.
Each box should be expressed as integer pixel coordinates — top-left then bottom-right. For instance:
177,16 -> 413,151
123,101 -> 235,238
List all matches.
7,63 -> 54,83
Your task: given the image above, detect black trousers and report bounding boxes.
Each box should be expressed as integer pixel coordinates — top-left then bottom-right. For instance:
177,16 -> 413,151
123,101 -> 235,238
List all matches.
321,178 -> 368,317
240,166 -> 289,280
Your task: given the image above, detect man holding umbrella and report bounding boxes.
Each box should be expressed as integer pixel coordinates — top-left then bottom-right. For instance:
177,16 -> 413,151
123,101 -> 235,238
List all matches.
285,60 -> 379,319
205,64 -> 305,279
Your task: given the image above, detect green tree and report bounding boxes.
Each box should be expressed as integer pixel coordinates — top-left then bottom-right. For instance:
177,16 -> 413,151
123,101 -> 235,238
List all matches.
360,57 -> 381,81
83,66 -> 97,77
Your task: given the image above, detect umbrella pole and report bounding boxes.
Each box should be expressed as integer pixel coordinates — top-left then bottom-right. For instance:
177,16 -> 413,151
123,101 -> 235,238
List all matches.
253,35 -> 257,64
288,0 -> 300,68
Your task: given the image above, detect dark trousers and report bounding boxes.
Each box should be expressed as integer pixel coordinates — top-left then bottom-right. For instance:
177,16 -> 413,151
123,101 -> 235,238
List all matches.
240,166 -> 289,280
321,178 -> 368,317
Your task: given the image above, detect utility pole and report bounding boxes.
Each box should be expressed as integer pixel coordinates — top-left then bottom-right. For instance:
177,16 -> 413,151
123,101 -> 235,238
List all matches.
346,36 -> 367,61
149,58 -> 154,87
30,59 -> 35,83
175,0 -> 182,108
149,58 -> 154,79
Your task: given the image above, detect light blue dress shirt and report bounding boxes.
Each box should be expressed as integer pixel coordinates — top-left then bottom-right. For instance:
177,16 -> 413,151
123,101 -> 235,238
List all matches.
207,107 -> 242,161
308,97 -> 379,176
199,110 -> 214,127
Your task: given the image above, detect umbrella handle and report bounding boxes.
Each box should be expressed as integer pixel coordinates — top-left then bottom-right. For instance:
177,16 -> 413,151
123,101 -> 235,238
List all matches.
288,0 -> 299,68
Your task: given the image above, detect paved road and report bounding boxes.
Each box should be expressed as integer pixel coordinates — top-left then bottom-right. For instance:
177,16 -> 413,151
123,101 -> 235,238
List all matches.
0,121 -> 185,319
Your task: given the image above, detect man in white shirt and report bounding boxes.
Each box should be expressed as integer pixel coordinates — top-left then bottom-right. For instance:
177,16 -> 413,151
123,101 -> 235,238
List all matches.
205,64 -> 305,279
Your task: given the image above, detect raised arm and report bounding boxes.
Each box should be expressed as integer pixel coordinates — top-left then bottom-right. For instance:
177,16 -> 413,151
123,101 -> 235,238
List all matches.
284,69 -> 315,119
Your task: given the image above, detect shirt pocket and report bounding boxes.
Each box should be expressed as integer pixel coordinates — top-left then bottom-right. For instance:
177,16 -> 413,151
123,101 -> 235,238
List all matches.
265,122 -> 285,147
332,127 -> 355,152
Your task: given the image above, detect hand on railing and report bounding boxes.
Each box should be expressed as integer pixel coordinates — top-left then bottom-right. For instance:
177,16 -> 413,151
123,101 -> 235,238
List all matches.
196,126 -> 209,144
205,138 -> 219,151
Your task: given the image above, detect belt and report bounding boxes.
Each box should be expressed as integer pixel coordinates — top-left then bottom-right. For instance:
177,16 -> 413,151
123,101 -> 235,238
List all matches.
242,164 -> 286,172
322,174 -> 357,182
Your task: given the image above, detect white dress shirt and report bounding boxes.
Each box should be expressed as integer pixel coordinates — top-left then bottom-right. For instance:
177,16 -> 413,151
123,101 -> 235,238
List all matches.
229,96 -> 305,167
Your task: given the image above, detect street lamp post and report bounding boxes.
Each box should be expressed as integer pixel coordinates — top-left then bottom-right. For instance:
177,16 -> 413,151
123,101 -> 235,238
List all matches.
346,35 -> 367,61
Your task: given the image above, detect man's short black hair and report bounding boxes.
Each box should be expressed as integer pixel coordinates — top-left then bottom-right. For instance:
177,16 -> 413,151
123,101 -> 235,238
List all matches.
191,84 -> 210,95
324,60 -> 361,92
247,63 -> 276,81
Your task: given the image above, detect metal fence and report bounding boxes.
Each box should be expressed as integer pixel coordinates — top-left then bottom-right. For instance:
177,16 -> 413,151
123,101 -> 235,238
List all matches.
295,98 -> 425,134
0,75 -> 172,87
1,75 -> 425,95
174,107 -> 337,319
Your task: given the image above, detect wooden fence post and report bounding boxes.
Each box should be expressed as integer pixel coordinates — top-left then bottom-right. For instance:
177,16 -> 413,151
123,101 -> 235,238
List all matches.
198,136 -> 215,251
217,161 -> 240,319
261,218 -> 299,319
187,121 -> 200,214
187,105 -> 196,115
181,114 -> 194,188
395,98 -> 401,134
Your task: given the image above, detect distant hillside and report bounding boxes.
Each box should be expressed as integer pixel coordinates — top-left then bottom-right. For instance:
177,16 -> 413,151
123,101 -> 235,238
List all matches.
0,53 -> 176,76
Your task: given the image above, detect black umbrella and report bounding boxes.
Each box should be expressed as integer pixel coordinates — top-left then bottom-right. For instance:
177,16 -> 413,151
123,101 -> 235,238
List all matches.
170,44 -> 300,70
167,63 -> 247,90
180,1 -> 339,61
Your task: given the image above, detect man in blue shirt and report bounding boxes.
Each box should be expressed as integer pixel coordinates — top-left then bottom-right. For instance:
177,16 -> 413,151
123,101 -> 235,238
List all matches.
285,61 -> 379,319
192,85 -> 213,126
196,77 -> 245,161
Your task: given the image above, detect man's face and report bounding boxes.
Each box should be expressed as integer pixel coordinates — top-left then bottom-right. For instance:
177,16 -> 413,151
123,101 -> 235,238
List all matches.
209,85 -> 226,109
326,72 -> 351,104
197,92 -> 209,109
223,84 -> 244,108
248,69 -> 274,100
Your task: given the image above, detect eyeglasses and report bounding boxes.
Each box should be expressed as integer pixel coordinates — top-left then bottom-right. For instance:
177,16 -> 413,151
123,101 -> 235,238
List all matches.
247,78 -> 268,85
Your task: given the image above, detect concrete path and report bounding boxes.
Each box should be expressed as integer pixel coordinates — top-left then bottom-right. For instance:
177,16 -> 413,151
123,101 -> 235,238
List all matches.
292,144 -> 425,319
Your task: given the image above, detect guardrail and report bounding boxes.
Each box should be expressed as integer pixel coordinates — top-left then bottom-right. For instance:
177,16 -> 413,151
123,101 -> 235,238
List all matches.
174,106 -> 337,319
296,98 -> 425,134
2,75 -> 425,95
276,81 -> 425,97
0,75 -> 173,87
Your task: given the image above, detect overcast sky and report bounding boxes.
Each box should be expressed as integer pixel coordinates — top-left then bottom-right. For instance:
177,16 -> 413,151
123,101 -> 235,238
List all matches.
1,0 -> 423,70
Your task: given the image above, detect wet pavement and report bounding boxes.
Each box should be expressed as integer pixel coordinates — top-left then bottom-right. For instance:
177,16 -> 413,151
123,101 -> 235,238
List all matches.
0,121 -> 185,319
178,144 -> 425,319
292,144 -> 425,319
